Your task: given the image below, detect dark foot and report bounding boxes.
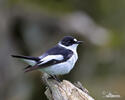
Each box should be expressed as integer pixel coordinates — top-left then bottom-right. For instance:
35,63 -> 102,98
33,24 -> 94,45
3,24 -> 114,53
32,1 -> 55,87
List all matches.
48,75 -> 61,82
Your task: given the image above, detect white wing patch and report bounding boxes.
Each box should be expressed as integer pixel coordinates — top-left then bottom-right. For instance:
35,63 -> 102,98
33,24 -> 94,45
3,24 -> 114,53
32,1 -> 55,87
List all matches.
38,55 -> 63,65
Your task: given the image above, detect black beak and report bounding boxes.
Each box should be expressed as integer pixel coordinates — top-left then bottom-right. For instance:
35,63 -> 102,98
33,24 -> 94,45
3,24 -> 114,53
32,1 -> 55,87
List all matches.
76,41 -> 83,44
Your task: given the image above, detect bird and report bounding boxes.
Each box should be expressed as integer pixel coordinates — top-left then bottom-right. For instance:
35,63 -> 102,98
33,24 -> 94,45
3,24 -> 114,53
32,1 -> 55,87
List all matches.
11,36 -> 82,79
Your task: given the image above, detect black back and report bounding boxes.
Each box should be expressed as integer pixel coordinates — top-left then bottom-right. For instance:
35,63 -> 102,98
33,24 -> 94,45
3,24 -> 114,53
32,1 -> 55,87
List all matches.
46,45 -> 73,60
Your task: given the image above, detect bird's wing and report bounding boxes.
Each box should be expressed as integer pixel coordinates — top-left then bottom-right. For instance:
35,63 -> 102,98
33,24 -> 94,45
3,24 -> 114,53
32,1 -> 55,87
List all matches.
24,51 -> 73,72
24,55 -> 64,72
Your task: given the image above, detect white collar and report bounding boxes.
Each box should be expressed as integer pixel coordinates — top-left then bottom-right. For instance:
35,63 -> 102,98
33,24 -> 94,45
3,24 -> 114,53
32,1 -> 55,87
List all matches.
58,42 -> 78,52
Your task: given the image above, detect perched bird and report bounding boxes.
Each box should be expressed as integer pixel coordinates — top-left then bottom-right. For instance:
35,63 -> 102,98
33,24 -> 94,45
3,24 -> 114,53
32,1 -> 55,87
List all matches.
11,36 -> 82,77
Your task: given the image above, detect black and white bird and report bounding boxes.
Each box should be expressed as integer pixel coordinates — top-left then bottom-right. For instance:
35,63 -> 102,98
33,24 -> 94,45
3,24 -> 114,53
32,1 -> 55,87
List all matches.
11,36 -> 82,76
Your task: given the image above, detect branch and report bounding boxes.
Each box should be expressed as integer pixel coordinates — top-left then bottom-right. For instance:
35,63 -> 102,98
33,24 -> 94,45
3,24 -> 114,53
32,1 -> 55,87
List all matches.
42,73 -> 95,100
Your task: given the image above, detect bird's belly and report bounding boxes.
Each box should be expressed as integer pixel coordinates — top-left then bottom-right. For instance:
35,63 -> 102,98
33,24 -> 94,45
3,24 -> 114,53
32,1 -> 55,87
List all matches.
40,54 -> 78,75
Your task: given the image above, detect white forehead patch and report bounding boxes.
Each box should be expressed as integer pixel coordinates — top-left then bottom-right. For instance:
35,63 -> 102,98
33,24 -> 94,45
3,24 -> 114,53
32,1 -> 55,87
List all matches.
74,38 -> 77,42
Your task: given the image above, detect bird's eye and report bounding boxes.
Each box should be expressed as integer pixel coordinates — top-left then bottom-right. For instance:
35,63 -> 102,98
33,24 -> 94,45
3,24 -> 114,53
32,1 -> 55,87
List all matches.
68,40 -> 75,44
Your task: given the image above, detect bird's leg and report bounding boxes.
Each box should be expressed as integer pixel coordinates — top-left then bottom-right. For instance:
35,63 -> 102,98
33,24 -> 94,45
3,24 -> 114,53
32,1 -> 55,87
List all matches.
48,75 -> 61,82
54,75 -> 61,82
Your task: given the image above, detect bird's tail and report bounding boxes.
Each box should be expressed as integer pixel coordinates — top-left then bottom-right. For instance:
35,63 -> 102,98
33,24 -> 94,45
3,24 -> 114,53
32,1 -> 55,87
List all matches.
11,55 -> 40,61
11,55 -> 40,66
11,55 -> 40,72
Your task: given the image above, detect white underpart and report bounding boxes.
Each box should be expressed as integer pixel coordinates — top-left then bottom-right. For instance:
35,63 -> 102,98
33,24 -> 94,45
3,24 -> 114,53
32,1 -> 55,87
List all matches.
38,55 -> 63,65
39,43 -> 78,75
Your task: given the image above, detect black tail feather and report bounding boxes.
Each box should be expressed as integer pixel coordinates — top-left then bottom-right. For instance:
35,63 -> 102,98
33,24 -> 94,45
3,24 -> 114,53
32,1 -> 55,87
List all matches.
24,65 -> 38,72
11,55 -> 40,62
24,65 -> 32,70
23,65 -> 32,73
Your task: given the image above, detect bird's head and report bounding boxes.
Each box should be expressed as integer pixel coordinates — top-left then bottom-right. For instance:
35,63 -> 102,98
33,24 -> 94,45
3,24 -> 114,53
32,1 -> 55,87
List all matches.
59,36 -> 82,51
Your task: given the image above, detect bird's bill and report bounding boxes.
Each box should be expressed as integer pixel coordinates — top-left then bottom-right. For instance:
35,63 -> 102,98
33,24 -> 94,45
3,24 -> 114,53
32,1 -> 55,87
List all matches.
76,41 -> 83,44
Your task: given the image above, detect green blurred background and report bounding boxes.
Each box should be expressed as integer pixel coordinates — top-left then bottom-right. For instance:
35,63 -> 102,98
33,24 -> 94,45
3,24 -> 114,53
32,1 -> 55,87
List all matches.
0,0 -> 125,100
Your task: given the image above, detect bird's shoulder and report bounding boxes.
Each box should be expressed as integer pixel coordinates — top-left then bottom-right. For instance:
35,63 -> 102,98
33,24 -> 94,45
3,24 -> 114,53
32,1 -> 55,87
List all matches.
46,45 -> 73,58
